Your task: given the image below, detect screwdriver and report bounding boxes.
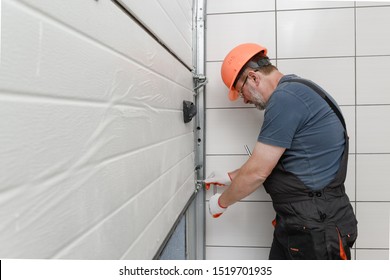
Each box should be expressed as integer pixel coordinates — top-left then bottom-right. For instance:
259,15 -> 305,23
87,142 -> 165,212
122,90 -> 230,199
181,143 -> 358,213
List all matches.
244,144 -> 252,157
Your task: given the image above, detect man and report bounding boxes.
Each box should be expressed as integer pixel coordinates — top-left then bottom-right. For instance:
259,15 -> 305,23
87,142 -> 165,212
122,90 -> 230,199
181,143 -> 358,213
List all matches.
205,43 -> 357,260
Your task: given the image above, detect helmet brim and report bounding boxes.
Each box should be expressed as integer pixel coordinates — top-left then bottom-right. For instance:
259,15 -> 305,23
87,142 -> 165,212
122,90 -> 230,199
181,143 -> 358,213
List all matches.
228,88 -> 239,101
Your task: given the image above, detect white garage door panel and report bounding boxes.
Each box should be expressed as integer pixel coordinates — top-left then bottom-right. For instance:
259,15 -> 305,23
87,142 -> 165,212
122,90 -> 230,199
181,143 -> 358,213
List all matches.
0,99 -> 102,191
85,109 -> 192,163
2,0 -> 193,102
1,0 -> 195,259
0,99 -> 192,191
177,0 -> 193,25
0,101 -> 194,258
53,156 -> 195,259
122,175 -> 195,259
158,0 -> 192,42
14,0 -> 192,89
118,0 -> 192,68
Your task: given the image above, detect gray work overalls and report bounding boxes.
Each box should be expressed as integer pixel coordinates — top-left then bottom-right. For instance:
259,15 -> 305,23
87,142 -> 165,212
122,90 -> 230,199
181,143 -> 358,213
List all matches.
263,79 -> 358,260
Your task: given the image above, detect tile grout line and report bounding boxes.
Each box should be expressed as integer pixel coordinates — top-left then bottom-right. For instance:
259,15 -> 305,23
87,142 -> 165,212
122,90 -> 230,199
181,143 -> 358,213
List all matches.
354,0 -> 357,175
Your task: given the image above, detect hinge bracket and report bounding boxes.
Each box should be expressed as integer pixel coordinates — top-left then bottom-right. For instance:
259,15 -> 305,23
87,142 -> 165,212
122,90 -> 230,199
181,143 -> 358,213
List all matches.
193,74 -> 208,93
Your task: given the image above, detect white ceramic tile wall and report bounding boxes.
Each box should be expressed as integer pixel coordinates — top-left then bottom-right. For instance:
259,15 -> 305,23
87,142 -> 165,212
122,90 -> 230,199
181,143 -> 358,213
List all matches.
207,0 -> 275,14
206,0 -> 390,260
356,155 -> 390,201
0,0 -> 194,259
206,202 -> 275,247
277,8 -> 355,58
356,203 -> 390,249
206,12 -> 276,61
356,6 -> 390,56
277,0 -> 354,10
206,62 -> 242,108
356,249 -> 389,260
357,1 -> 390,7
206,247 -> 270,260
345,155 -> 356,201
356,56 -> 390,105
277,58 -> 355,106
342,106 -> 356,154
357,106 -> 390,153
206,108 -> 264,155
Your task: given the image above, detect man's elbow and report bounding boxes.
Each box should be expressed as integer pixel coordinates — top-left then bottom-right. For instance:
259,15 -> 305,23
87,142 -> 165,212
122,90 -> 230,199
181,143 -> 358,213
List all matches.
255,170 -> 271,185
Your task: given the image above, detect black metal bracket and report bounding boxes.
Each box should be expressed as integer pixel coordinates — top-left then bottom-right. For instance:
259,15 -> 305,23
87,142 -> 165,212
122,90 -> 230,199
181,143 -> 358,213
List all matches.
183,100 -> 197,123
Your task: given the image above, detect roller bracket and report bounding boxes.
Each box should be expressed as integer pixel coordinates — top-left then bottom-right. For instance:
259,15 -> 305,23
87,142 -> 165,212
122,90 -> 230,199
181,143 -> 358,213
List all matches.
193,74 -> 208,93
183,100 -> 197,123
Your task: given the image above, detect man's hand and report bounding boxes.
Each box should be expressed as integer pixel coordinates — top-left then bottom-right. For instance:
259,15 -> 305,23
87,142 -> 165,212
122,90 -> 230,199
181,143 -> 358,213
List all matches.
204,171 -> 232,190
209,193 -> 227,218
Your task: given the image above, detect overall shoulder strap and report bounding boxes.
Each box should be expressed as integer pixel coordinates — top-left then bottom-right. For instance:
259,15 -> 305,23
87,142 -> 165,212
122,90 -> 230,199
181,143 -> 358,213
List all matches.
281,78 -> 346,131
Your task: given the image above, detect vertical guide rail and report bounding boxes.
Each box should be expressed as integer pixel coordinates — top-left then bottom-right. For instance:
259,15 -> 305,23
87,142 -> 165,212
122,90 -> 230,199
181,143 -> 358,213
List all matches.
186,0 -> 206,260
194,0 -> 206,260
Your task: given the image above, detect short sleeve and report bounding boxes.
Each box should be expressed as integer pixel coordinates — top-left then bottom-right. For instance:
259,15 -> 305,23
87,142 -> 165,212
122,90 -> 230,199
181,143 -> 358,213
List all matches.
258,89 -> 310,148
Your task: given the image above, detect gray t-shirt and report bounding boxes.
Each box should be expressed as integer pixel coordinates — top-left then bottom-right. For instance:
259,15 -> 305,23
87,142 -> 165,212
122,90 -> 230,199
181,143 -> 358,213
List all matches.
258,74 -> 345,191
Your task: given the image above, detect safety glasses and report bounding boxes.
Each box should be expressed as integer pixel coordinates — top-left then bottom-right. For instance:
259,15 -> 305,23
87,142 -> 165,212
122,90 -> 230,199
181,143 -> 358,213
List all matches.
237,69 -> 258,98
237,75 -> 249,98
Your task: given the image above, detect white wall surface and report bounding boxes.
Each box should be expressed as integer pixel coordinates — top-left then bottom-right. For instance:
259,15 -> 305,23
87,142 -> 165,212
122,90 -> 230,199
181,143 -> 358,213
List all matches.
0,0 -> 195,259
205,0 -> 390,260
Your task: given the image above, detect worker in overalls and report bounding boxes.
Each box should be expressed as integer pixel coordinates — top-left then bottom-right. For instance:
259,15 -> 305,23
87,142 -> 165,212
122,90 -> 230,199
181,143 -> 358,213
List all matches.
205,43 -> 358,260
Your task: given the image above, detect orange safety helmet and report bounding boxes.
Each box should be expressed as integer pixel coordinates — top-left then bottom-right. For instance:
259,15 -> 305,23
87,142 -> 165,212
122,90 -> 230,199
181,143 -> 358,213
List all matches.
221,43 -> 267,101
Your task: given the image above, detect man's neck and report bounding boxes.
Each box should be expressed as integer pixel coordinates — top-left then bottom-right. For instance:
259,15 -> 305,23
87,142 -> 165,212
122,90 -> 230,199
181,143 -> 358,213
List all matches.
263,71 -> 284,102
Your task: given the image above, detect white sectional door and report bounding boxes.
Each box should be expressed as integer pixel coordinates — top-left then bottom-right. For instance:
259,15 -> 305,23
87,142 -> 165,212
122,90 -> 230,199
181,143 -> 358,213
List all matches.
0,0 -> 195,259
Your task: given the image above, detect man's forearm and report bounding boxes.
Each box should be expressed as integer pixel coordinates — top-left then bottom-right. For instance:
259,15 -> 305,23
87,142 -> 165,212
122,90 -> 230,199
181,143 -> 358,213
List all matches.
207,142 -> 285,217
219,167 -> 265,207
227,168 -> 240,181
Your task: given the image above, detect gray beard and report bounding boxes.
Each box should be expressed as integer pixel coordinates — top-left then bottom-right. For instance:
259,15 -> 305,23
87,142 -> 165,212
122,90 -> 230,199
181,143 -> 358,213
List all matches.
249,87 -> 267,111
255,103 -> 266,111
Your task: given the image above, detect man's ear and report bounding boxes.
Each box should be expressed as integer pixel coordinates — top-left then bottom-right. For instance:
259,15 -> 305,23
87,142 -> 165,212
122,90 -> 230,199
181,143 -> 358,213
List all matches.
248,71 -> 260,86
